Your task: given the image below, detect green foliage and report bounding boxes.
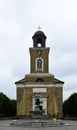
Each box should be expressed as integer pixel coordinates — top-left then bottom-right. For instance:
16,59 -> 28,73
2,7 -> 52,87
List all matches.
63,93 -> 77,117
0,92 -> 16,117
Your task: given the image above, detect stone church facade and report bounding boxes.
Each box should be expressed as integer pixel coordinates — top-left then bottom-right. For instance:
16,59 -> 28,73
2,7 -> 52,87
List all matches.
15,30 -> 64,118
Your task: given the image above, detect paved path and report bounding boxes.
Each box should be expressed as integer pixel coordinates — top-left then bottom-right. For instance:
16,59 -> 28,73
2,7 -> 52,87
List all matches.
0,120 -> 77,130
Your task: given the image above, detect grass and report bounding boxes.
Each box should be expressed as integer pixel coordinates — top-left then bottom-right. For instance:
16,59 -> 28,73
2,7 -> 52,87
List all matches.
64,116 -> 77,120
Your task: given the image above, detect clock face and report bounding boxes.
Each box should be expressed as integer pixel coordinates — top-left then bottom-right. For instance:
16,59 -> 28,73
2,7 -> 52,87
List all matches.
37,50 -> 42,56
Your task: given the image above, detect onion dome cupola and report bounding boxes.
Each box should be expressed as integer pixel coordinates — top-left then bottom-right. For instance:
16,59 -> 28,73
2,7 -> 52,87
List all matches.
32,30 -> 47,48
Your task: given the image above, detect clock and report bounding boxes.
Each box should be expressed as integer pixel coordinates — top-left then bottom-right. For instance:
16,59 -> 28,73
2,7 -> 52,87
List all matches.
37,50 -> 42,56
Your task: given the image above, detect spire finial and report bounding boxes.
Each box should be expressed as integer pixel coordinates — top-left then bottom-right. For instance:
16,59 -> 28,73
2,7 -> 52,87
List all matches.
37,25 -> 41,30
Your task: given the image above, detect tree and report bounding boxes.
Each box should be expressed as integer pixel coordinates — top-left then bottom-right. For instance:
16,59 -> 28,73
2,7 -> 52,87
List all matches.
0,92 -> 16,117
63,93 -> 77,116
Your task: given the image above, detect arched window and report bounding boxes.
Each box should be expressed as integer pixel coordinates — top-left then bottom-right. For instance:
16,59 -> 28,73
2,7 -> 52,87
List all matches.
35,58 -> 44,72
37,59 -> 42,69
36,78 -> 43,82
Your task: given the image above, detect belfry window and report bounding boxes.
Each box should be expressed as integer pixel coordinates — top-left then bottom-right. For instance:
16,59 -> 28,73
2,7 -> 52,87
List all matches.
37,38 -> 42,47
37,59 -> 42,69
38,43 -> 41,47
37,38 -> 41,44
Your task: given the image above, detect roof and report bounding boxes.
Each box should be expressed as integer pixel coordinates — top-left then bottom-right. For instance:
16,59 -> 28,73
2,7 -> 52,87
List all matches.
15,77 -> 64,84
32,30 -> 46,39
15,78 -> 25,84
53,78 -> 64,84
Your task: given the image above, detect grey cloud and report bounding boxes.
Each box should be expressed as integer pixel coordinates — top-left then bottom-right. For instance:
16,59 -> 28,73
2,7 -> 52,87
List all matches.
0,0 -> 77,100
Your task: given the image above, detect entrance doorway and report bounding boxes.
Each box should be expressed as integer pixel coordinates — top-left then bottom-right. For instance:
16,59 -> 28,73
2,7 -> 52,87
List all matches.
32,97 -> 47,115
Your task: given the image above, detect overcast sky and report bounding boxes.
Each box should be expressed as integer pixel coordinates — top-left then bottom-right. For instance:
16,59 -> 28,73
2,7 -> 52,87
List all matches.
0,0 -> 77,101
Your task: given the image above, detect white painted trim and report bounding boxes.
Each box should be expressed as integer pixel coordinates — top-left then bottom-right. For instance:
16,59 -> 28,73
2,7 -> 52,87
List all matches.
16,84 -> 24,88
16,84 -> 63,88
25,73 -> 54,77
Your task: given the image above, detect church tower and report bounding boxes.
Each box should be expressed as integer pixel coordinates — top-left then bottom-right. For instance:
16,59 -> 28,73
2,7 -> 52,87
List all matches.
15,29 -> 64,118
30,30 -> 49,73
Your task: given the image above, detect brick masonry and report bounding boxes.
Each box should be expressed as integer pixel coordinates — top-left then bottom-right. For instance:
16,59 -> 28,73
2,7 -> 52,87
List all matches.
17,82 -> 63,117
15,30 -> 64,118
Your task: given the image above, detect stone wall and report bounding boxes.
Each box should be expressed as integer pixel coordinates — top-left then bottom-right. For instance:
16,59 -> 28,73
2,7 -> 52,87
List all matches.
17,84 -> 63,117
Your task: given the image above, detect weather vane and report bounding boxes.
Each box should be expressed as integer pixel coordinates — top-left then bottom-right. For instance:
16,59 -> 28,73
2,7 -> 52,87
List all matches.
37,25 -> 42,30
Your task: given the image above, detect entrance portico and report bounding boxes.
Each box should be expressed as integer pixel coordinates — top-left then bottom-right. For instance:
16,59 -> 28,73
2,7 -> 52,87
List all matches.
32,94 -> 47,115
